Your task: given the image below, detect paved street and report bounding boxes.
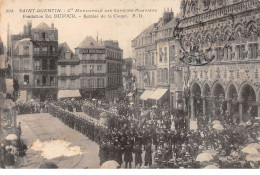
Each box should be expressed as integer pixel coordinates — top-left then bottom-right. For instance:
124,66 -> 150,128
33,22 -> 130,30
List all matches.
17,113 -> 100,169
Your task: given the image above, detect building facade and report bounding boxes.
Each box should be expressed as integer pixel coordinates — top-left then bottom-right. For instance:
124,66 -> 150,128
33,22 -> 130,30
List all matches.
176,0 -> 260,122
132,9 -> 176,107
76,36 -> 123,100
10,21 -> 59,102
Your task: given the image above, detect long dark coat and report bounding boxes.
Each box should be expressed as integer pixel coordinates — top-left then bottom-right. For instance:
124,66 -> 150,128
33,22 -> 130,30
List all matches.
124,144 -> 133,162
108,144 -> 115,160
134,145 -> 142,165
115,145 -> 123,165
99,143 -> 108,165
144,145 -> 153,165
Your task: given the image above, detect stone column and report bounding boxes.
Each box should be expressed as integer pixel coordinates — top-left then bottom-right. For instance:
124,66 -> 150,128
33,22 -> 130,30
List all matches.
257,101 -> 260,118
239,101 -> 243,123
202,97 -> 206,115
190,96 -> 195,120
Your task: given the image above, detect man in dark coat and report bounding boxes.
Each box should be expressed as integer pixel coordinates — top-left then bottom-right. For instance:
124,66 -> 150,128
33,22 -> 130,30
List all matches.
99,142 -> 108,166
133,143 -> 142,168
115,142 -> 123,167
144,143 -> 153,167
108,142 -> 115,160
124,141 -> 133,168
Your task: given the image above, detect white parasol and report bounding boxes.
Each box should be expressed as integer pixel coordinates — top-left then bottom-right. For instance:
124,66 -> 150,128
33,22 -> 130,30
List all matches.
212,120 -> 222,125
212,123 -> 224,131
196,152 -> 213,162
241,147 -> 259,155
100,160 -> 120,169
5,134 -> 18,141
202,149 -> 218,156
246,143 -> 260,149
246,154 -> 260,162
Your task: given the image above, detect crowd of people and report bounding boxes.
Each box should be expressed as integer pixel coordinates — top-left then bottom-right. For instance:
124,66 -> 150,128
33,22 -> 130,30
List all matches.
47,98 -> 260,169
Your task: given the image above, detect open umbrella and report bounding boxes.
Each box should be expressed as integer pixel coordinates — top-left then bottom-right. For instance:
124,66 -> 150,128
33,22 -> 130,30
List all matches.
5,134 -> 18,141
100,160 -> 120,169
203,149 -> 218,156
246,143 -> 260,149
241,147 -> 259,155
39,161 -> 58,169
203,165 -> 219,169
212,120 -> 222,125
246,154 -> 260,162
196,153 -> 213,162
212,124 -> 224,131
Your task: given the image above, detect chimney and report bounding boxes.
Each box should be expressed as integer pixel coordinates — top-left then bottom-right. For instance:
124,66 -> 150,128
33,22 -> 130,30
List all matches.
51,23 -> 54,29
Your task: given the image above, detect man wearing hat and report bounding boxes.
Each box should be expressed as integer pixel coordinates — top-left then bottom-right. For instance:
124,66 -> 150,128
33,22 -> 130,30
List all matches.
124,140 -> 133,168
133,142 -> 142,168
144,143 -> 153,167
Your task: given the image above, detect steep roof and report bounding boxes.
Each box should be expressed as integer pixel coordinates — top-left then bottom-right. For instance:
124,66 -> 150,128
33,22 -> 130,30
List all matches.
159,18 -> 177,31
77,36 -> 103,48
58,42 -> 73,53
133,23 -> 158,40
34,22 -> 52,30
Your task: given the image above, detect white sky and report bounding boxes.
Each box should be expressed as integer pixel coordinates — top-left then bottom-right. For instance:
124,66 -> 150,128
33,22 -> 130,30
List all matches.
0,0 -> 181,58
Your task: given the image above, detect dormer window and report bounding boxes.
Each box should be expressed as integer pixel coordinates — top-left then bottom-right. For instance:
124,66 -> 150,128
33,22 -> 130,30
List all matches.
65,51 -> 71,59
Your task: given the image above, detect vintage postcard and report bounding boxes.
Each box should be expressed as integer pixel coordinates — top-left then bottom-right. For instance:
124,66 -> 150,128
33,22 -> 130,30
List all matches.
0,0 -> 260,170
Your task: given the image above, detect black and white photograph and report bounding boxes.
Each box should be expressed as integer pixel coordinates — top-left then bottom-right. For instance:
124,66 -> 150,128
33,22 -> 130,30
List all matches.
1,0 -> 260,171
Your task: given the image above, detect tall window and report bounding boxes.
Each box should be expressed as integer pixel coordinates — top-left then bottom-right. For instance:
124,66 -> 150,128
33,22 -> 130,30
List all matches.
42,59 -> 48,70
50,60 -> 56,70
70,66 -> 75,75
216,47 -> 223,61
50,77 -> 55,85
42,47 -> 48,55
224,46 -> 232,60
89,79 -> 94,88
170,67 -> 175,84
50,46 -> 56,55
164,47 -> 167,63
70,79 -> 75,88
61,80 -> 66,89
152,52 -> 155,65
236,45 -> 245,60
97,65 -> 102,71
13,60 -> 19,70
61,66 -> 66,75
90,65 -> 94,74
34,47 -> 40,55
23,60 -> 30,70
170,45 -> 175,61
159,48 -> 163,62
82,65 -> 87,73
35,60 -> 40,70
23,46 -> 29,55
97,54 -> 102,60
249,43 -> 258,59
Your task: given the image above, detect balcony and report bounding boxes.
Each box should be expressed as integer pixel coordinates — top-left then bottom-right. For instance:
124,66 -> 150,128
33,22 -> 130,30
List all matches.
80,73 -> 106,77
33,70 -> 57,74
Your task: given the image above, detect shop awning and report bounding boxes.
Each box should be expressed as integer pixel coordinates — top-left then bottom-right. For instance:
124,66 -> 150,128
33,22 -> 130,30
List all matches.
17,90 -> 27,103
148,88 -> 168,101
58,90 -> 81,99
140,90 -> 155,101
